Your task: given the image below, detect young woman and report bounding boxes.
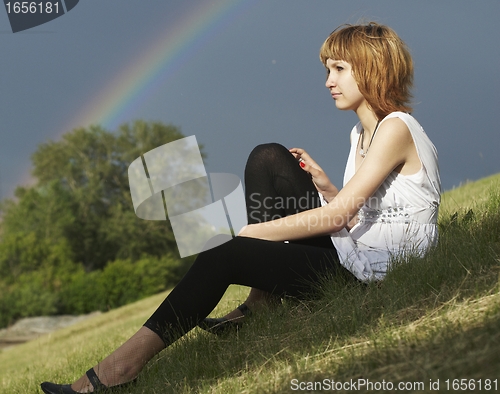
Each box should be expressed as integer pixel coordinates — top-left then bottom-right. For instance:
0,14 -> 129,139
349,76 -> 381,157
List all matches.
41,22 -> 440,393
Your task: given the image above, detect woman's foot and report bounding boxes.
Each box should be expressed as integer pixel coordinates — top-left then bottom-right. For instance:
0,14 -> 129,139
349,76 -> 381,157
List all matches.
41,368 -> 132,393
224,288 -> 281,320
41,326 -> 165,393
198,288 -> 281,335
198,304 -> 251,335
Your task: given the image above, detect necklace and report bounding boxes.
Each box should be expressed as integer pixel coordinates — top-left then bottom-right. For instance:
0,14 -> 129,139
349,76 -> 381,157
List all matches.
359,120 -> 381,158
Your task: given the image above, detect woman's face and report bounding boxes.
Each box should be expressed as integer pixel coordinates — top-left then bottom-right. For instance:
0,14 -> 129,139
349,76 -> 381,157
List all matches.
325,59 -> 366,112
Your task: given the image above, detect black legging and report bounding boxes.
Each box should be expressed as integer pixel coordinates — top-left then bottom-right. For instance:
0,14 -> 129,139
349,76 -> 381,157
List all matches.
144,143 -> 346,344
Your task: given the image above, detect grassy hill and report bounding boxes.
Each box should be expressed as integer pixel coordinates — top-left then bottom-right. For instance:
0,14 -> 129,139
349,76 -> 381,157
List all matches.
1,174 -> 499,393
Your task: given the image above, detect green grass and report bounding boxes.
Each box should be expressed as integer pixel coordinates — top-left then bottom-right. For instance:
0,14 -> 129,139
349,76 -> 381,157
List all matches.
440,173 -> 500,214
1,174 -> 500,393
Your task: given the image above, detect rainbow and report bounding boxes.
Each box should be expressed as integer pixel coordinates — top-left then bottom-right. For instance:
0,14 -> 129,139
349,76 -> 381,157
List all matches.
62,0 -> 251,134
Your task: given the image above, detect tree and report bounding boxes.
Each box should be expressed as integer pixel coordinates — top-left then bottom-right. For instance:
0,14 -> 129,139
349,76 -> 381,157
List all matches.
1,120 -> 192,272
0,120 -> 202,326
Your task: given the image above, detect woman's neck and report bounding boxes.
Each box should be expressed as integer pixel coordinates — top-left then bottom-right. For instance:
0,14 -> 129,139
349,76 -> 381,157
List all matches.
356,104 -> 379,139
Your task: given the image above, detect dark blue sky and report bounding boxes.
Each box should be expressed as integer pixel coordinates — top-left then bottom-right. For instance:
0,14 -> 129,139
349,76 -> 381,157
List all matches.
1,0 -> 499,202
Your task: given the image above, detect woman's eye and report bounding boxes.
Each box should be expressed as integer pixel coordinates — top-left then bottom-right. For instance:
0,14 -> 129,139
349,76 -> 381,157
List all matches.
336,66 -> 344,71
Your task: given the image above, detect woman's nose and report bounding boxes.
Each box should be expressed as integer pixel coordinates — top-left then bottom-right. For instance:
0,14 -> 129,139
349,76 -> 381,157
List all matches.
325,74 -> 335,88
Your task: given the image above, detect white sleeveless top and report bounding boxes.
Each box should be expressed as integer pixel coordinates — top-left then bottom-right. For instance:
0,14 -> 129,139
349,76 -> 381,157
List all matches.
322,112 -> 441,281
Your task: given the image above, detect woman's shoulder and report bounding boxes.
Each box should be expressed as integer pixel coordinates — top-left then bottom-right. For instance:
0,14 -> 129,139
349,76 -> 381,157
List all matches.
377,114 -> 413,144
381,112 -> 423,132
380,112 -> 432,144
381,112 -> 418,128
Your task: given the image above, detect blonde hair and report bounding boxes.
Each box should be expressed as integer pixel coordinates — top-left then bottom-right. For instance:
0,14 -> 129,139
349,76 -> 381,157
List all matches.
319,22 -> 413,119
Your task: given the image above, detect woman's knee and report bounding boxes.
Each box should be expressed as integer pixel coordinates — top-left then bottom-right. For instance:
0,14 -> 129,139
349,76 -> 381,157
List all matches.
246,143 -> 291,168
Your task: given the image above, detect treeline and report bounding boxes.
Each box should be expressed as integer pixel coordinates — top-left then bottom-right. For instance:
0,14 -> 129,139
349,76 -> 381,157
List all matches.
0,121 -> 196,328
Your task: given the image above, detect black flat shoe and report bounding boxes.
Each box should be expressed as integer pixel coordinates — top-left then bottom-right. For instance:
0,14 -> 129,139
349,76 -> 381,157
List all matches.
41,368 -> 133,393
198,304 -> 251,335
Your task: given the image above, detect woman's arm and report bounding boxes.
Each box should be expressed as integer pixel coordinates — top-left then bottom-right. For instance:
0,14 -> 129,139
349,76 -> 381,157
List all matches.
239,118 -> 417,241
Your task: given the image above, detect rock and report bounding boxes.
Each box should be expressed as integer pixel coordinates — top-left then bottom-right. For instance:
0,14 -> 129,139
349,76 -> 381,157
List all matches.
0,312 -> 101,350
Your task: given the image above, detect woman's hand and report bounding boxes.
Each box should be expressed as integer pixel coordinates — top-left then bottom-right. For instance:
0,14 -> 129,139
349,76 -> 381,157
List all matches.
289,148 -> 338,202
